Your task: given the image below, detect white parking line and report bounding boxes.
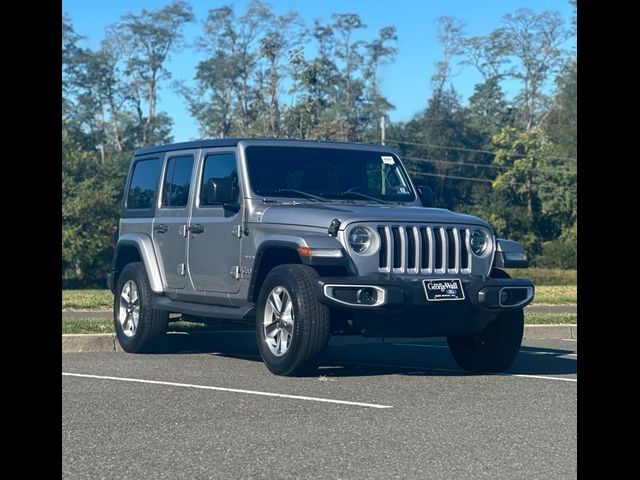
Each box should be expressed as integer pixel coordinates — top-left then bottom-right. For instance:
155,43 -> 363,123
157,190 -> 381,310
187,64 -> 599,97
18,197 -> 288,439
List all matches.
510,374 -> 577,383
561,339 -> 578,342
62,372 -> 392,409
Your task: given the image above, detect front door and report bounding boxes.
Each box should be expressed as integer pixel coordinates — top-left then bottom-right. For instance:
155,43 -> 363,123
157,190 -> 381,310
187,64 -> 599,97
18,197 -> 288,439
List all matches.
152,151 -> 196,290
187,150 -> 243,294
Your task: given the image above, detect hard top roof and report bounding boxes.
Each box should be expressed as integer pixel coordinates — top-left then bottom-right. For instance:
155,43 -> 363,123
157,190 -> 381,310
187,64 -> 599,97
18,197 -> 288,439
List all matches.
133,137 -> 395,156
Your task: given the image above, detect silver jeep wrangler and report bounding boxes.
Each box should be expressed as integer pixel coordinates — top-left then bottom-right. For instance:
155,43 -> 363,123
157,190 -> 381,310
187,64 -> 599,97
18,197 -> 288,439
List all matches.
107,139 -> 534,375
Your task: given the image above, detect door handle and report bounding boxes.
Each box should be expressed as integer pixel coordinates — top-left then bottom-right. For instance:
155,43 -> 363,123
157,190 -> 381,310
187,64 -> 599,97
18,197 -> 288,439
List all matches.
154,224 -> 168,234
188,224 -> 205,234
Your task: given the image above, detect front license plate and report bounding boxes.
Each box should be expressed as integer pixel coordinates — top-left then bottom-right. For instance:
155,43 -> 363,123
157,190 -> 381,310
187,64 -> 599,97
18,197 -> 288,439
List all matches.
423,279 -> 465,301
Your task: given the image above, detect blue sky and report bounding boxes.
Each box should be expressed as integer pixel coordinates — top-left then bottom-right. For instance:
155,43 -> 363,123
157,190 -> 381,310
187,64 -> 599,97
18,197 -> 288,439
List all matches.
62,0 -> 575,142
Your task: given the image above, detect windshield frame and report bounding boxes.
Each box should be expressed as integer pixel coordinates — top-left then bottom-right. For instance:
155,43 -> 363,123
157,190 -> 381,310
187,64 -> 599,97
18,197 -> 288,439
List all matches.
240,142 -> 419,204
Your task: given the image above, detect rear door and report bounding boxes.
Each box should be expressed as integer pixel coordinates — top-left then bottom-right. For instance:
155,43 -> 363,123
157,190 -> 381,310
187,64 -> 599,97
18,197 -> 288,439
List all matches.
187,149 -> 243,294
152,150 -> 196,290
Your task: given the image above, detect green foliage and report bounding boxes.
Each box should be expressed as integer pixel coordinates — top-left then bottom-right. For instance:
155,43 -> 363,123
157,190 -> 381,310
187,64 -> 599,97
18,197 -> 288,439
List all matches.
62,132 -> 128,286
481,127 -> 577,258
535,221 -> 577,269
544,59 -> 577,159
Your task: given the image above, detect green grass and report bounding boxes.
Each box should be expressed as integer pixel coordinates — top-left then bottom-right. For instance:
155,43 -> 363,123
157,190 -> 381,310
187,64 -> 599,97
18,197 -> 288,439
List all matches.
63,318 -> 114,334
62,290 -> 113,310
524,313 -> 577,325
532,286 -> 576,305
506,268 -> 576,286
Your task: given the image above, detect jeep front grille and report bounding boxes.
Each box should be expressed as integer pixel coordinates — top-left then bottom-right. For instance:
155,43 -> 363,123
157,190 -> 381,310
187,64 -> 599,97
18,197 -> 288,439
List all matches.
377,225 -> 471,275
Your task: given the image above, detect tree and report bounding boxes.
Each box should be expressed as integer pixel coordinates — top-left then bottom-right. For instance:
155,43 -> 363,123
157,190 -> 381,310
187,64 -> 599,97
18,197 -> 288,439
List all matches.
430,16 -> 465,101
444,8 -> 573,130
62,131 -> 128,286
467,77 -> 515,143
331,13 -> 366,140
498,8 -> 572,129
182,5 -> 238,138
115,1 -> 193,145
183,1 -> 290,138
285,21 -> 340,139
488,127 -> 575,257
361,26 -> 398,142
256,11 -> 305,135
544,58 -> 577,159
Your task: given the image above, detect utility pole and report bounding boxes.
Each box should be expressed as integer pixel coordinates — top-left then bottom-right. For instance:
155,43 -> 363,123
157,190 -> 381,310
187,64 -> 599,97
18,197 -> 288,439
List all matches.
380,115 -> 386,145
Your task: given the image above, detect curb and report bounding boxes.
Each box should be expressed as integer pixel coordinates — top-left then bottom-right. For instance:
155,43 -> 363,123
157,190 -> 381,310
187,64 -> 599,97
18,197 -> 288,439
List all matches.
62,325 -> 577,353
522,324 -> 577,340
62,334 -> 123,353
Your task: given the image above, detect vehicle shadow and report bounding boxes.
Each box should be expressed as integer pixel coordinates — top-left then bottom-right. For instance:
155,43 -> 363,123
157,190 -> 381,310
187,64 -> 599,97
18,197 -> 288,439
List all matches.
151,330 -> 577,378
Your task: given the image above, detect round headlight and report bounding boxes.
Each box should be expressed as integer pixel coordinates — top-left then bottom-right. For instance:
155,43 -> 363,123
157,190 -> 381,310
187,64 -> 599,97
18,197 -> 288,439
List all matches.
348,226 -> 378,255
470,229 -> 490,256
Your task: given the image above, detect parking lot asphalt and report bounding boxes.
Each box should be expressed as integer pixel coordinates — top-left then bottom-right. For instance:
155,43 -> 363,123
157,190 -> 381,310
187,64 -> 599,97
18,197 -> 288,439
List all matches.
62,332 -> 576,479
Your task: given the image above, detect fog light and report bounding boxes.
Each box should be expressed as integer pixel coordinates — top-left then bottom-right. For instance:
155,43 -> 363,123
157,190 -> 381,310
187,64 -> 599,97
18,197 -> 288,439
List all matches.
356,288 -> 377,305
500,290 -> 510,305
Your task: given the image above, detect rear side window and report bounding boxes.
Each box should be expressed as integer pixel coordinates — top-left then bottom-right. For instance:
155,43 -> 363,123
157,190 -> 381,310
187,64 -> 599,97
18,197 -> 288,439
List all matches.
162,155 -> 194,208
126,158 -> 161,209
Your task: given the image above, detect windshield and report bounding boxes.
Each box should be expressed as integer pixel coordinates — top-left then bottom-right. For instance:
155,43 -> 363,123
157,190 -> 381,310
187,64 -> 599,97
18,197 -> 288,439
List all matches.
245,146 -> 416,203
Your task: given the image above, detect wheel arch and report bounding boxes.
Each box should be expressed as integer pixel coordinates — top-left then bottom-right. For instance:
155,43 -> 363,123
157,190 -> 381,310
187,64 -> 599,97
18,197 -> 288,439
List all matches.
112,234 -> 164,293
249,241 -> 303,304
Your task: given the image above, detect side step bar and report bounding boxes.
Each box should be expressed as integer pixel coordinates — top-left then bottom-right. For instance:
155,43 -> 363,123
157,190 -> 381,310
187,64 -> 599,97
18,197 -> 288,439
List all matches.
151,297 -> 255,320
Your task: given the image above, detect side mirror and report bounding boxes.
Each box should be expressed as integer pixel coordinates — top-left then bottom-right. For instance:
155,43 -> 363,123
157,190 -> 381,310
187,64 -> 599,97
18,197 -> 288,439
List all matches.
205,177 -> 236,206
416,185 -> 433,208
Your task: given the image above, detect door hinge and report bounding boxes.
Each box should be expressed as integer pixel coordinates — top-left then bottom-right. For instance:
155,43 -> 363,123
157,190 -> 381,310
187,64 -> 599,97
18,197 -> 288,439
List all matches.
232,225 -> 248,238
230,265 -> 241,280
177,263 -> 186,276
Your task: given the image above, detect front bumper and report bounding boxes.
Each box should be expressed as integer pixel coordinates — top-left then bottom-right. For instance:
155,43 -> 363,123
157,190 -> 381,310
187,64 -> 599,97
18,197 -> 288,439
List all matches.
315,274 -> 534,337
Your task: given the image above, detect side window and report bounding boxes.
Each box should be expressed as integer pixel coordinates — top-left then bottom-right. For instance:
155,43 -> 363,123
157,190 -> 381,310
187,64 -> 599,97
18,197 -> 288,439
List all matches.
200,153 -> 238,206
126,158 -> 161,209
162,155 -> 194,208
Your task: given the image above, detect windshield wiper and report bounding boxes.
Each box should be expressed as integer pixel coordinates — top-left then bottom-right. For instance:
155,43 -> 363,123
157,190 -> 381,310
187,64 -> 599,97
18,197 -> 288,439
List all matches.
337,191 -> 389,204
273,189 -> 329,202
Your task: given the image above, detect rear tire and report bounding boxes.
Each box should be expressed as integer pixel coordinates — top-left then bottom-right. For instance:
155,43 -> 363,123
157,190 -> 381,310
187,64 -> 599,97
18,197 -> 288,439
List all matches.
447,309 -> 524,373
256,264 -> 331,376
114,262 -> 169,353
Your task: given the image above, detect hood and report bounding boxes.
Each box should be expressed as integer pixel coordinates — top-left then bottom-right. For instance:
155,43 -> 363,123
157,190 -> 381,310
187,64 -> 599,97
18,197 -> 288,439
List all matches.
258,203 -> 491,230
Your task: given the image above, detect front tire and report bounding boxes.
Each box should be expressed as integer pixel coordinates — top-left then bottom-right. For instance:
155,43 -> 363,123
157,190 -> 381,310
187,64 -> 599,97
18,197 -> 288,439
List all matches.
256,264 -> 331,376
114,262 -> 169,353
447,309 -> 524,373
